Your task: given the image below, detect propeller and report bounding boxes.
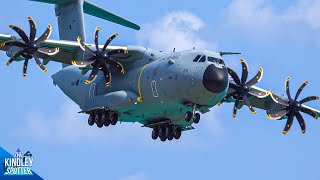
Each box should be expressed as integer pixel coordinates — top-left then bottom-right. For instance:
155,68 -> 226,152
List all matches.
73,26 -> 128,87
219,58 -> 269,118
268,77 -> 319,134
2,16 -> 59,77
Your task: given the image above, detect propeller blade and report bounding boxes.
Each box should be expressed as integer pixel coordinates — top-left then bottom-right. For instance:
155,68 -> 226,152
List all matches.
294,81 -> 308,101
102,33 -> 119,52
227,67 -> 241,85
282,114 -> 294,135
219,91 -> 238,105
295,112 -> 306,134
77,36 -> 96,56
300,96 -> 320,104
38,47 -> 59,56
9,25 -> 29,43
71,57 -> 95,67
94,26 -> 100,52
300,107 -> 318,120
108,49 -> 128,56
285,77 -> 292,101
35,25 -> 52,44
269,91 -> 289,106
246,67 -> 263,87
6,49 -> 27,66
85,63 -> 100,84
101,63 -> 112,87
233,95 -> 241,118
267,109 -> 288,120
243,94 -> 257,115
240,58 -> 249,84
34,54 -> 48,72
1,40 -> 26,48
229,83 -> 239,89
28,17 -> 37,42
23,58 -> 30,77
107,59 -> 125,74
248,88 -> 269,98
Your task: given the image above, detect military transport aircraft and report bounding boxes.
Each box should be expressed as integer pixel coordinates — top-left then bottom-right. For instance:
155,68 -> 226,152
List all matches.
1,0 -> 320,142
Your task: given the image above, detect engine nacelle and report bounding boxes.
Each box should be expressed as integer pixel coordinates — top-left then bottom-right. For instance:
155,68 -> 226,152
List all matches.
6,46 -> 24,60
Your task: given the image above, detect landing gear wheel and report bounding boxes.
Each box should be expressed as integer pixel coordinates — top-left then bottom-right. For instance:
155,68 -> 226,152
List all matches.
185,111 -> 193,122
159,126 -> 167,142
152,128 -> 159,140
95,114 -> 103,128
110,113 -> 118,125
193,113 -> 200,124
102,112 -> 111,127
165,126 -> 173,141
166,126 -> 173,141
101,112 -> 107,124
88,114 -> 95,126
173,127 -> 182,139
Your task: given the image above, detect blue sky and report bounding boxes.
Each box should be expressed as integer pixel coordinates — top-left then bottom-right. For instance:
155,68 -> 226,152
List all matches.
1,0 -> 320,179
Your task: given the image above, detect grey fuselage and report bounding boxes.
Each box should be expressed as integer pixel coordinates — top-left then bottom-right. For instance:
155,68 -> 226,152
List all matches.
52,46 -> 229,127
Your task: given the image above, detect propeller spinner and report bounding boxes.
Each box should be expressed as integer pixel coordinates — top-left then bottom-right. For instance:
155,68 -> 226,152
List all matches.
268,77 -> 319,134
73,26 -> 128,87
219,58 -> 269,118
2,16 -> 59,76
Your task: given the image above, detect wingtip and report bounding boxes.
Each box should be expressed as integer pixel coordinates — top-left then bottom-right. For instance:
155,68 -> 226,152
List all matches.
27,16 -> 33,20
233,114 -> 237,118
282,131 -> 287,135
23,73 -> 27,78
240,58 -> 245,63
302,130 -> 306,134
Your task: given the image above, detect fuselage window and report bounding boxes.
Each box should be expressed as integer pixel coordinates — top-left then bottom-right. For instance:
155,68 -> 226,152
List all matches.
193,55 -> 201,62
199,56 -> 206,62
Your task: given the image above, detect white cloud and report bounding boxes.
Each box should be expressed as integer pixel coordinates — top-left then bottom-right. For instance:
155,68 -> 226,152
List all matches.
220,0 -> 320,42
137,11 -> 216,51
10,100 -> 149,145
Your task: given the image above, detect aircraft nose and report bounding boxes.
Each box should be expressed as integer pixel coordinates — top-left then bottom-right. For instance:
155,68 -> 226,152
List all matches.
203,64 -> 229,93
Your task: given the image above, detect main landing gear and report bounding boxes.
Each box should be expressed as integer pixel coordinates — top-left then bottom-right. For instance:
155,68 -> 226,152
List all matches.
88,110 -> 119,128
151,124 -> 182,142
185,104 -> 201,124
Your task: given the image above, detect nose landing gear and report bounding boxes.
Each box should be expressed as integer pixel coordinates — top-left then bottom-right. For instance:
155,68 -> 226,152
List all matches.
185,104 -> 201,124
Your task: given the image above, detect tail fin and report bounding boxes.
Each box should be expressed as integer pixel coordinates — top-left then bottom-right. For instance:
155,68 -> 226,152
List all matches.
30,0 -> 140,42
29,0 -> 140,67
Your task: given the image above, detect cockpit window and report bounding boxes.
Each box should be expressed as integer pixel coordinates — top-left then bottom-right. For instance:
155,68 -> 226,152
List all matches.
199,56 -> 206,62
208,56 -> 224,65
193,55 -> 201,62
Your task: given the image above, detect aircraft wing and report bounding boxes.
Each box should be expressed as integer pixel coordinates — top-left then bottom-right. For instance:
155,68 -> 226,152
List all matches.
0,34 -> 127,65
222,81 -> 275,115
222,59 -> 320,134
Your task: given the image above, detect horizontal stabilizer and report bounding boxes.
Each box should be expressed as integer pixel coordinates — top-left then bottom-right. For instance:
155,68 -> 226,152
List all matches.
83,1 -> 140,30
29,0 -> 140,30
